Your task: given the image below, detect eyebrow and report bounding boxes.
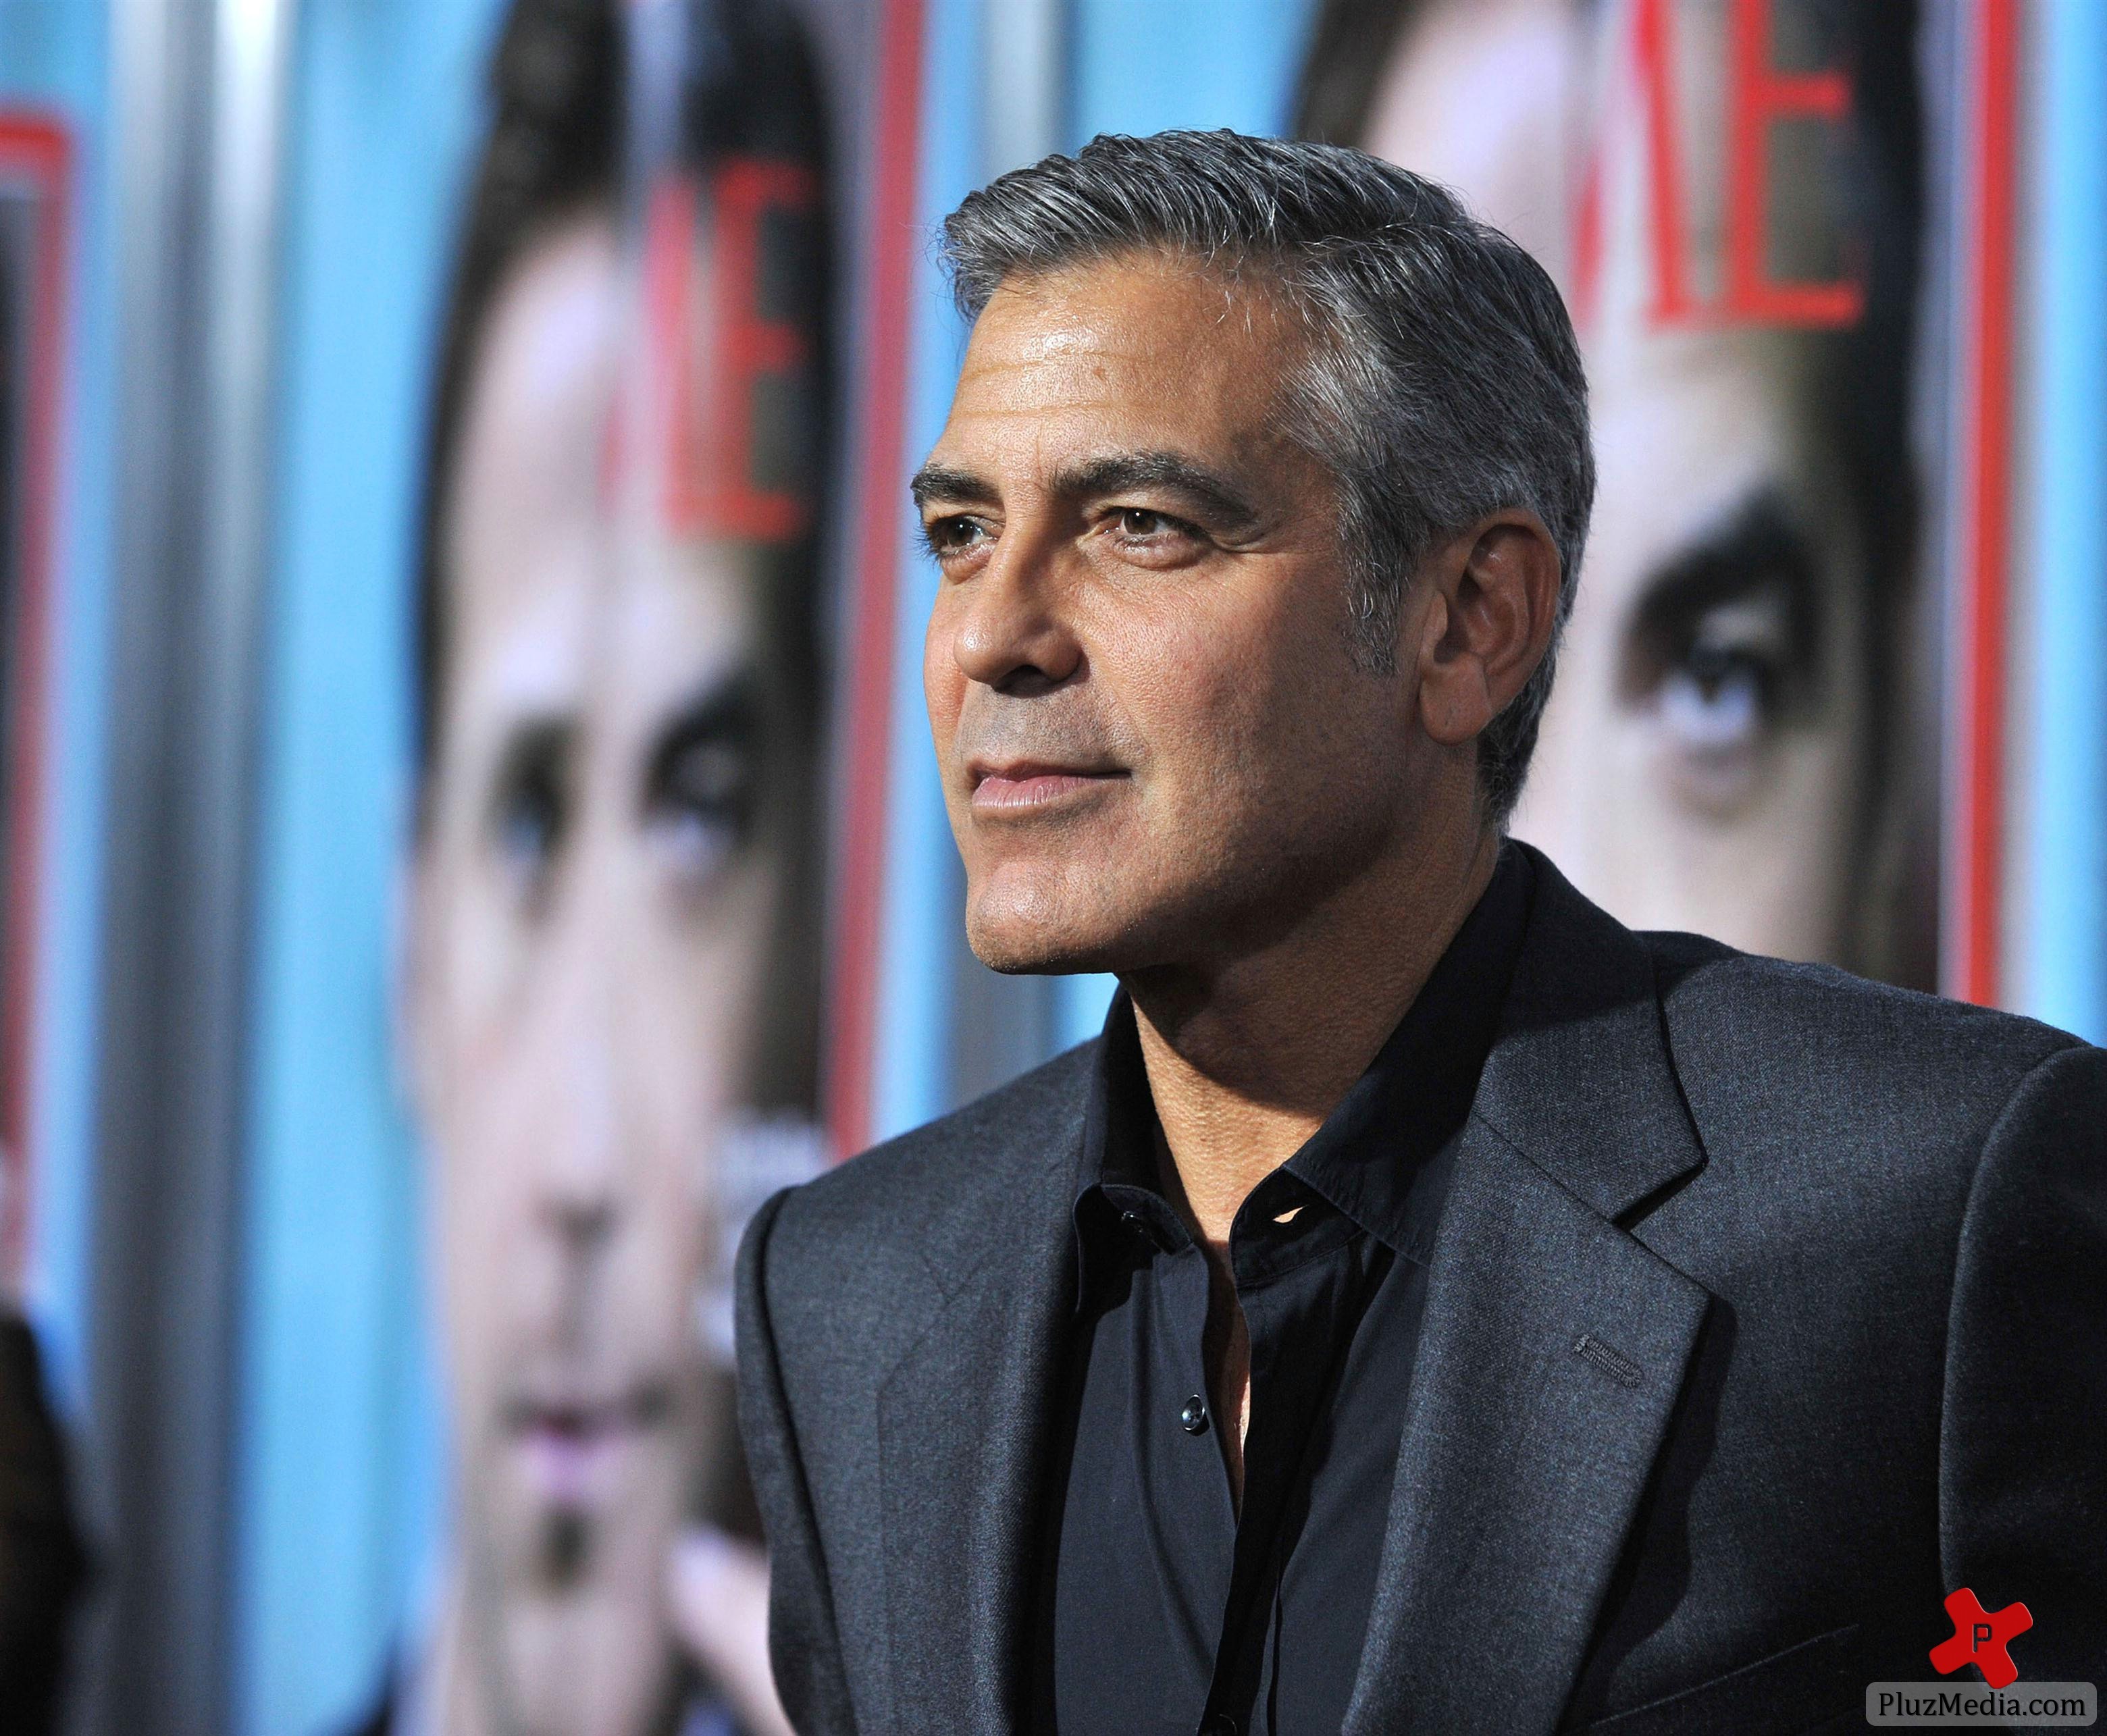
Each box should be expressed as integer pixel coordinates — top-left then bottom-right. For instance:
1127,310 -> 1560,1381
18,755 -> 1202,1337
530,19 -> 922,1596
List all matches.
486,713 -> 574,796
641,668 -> 765,788
909,463 -> 997,510
910,449 -> 1263,532
1631,488 -> 1820,644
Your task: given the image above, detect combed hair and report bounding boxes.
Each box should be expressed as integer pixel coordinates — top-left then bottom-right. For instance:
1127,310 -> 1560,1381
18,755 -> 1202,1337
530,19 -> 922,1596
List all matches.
940,128 -> 1594,824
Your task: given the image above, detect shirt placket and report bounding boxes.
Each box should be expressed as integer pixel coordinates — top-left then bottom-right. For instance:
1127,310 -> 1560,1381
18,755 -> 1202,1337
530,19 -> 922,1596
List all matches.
1140,1238 -> 1239,1689
1191,1195 -> 1363,1736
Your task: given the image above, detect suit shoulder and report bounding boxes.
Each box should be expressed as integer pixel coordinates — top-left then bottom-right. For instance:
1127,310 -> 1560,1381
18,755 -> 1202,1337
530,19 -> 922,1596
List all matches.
764,1039 -> 1097,1268
1646,930 -> 2087,1145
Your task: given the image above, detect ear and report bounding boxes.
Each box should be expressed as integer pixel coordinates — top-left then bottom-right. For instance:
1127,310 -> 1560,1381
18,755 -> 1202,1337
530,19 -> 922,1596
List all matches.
1411,510 -> 1563,749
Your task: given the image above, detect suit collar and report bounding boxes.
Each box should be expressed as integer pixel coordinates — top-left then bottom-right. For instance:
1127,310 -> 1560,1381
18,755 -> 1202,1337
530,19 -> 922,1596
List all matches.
1473,845 -> 1708,1219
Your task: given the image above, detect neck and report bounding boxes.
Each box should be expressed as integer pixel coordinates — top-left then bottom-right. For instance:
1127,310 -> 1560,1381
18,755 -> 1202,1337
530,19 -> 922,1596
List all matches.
1125,820 -> 1501,1246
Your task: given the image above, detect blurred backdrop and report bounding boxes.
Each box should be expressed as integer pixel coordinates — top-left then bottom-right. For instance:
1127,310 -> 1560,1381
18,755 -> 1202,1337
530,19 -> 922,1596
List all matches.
0,0 -> 2100,1732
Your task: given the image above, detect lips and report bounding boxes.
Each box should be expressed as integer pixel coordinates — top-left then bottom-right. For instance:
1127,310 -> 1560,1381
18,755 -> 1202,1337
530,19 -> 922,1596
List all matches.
503,1386 -> 673,1508
968,758 -> 1126,810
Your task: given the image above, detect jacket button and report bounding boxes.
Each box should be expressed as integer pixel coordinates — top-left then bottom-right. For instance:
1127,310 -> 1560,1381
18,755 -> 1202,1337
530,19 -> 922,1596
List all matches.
1180,1396 -> 1208,1435
1199,1716 -> 1239,1736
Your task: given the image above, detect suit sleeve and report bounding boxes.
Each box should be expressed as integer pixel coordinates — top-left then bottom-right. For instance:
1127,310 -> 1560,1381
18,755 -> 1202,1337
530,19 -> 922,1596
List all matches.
0,1316 -> 86,1733
736,1188 -> 859,1735
1940,1041 -> 2107,1677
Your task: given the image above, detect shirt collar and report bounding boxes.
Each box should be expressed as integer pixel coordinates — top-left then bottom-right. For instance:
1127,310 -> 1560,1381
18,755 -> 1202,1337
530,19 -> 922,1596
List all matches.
1072,842 -> 1536,1292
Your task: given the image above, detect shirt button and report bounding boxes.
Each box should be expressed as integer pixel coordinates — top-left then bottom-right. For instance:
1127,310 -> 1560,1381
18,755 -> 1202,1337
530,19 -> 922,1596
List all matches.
1179,1395 -> 1208,1435
1199,1716 -> 1239,1736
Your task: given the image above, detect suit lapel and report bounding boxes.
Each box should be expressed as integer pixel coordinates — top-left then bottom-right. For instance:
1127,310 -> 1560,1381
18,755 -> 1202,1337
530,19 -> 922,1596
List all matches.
1345,853 -> 1715,1733
877,1151 -> 1076,1736
1343,1124 -> 1709,1732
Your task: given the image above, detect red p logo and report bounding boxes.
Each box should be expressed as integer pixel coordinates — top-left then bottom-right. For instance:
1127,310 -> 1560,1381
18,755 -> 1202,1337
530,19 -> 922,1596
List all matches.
1929,1587 -> 2033,1691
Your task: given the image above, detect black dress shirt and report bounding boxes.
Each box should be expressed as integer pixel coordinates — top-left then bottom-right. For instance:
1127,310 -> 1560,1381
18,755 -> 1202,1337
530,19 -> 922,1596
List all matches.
1043,845 -> 1534,1736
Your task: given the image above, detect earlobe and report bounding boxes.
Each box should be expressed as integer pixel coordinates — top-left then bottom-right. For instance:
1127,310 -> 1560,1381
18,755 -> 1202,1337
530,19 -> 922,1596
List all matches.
1418,656 -> 1496,747
1410,534 -> 1494,747
1413,511 -> 1560,749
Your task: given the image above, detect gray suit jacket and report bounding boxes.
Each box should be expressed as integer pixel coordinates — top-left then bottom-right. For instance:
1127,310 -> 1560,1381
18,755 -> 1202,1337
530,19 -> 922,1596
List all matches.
737,853 -> 2107,1733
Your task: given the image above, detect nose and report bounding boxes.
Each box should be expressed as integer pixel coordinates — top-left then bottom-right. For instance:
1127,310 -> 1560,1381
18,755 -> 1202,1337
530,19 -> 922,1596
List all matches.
525,897 -> 625,1251
950,530 -> 1083,695
542,1192 -> 615,1256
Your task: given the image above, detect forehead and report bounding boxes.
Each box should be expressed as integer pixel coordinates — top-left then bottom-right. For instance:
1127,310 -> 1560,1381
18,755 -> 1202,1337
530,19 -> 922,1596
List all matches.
934,255 -> 1307,473
440,213 -> 764,749
446,213 -> 622,687
1364,0 -> 1840,501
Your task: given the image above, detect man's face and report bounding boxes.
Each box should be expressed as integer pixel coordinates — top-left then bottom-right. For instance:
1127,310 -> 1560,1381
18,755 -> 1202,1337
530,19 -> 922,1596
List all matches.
918,256 -> 1436,977
1364,0 -> 1879,964
410,213 -> 785,1731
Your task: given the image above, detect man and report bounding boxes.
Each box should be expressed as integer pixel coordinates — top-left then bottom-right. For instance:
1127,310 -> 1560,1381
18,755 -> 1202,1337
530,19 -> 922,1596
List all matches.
370,0 -> 827,1731
739,131 -> 2106,1734
1300,0 -> 1935,985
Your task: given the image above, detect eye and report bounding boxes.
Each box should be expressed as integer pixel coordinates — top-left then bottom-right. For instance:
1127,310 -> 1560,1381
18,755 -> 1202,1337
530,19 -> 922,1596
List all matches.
1652,595 -> 1793,760
1111,506 -> 1195,541
488,729 -> 571,906
644,711 -> 760,887
1617,494 -> 1825,814
1656,633 -> 1777,758
922,515 -> 989,562
1103,504 -> 1203,564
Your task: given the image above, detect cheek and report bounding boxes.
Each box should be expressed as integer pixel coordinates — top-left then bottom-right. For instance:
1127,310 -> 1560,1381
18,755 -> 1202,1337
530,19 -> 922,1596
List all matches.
622,922 -> 755,1174
423,897 -> 543,1226
627,862 -> 778,1143
430,1078 -> 540,1419
1093,585 -> 1253,735
1095,581 -> 1352,806
609,876 -> 780,1373
923,595 -> 966,747
425,857 -> 779,1318
669,856 -> 777,1047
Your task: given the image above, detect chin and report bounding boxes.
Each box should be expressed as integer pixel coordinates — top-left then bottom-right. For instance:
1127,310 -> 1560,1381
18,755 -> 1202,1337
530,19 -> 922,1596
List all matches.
526,1503 -> 602,1593
968,924 -> 1101,975
964,866 -> 1164,976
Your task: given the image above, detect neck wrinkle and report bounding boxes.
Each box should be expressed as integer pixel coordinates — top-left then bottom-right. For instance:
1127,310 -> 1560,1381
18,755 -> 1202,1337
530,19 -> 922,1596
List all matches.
1130,826 -> 1500,1244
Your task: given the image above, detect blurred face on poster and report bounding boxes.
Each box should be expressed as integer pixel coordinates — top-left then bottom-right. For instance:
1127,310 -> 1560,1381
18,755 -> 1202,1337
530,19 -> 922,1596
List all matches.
1316,0 -> 1927,979
402,5 -> 825,1728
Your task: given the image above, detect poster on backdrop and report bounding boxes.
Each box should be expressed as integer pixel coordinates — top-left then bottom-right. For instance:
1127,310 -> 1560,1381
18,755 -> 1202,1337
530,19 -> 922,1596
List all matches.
1298,0 -> 1946,991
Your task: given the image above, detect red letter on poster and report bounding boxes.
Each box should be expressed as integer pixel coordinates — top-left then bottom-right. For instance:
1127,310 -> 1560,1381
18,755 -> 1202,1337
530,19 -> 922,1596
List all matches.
1723,0 -> 1863,327
686,158 -> 817,542
1573,0 -> 1699,330
1634,0 -> 1699,327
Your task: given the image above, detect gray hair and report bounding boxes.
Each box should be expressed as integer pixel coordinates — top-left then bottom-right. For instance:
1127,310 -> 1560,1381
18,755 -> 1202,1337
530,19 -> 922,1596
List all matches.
939,128 -> 1594,825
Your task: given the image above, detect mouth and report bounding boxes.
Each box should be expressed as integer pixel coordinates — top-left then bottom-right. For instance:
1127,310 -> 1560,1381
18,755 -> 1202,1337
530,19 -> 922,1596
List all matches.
502,1384 -> 674,1509
968,758 -> 1127,812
